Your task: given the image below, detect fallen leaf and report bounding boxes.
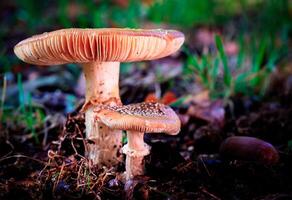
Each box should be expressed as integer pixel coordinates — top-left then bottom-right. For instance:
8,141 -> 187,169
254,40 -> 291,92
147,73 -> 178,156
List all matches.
144,93 -> 158,103
161,91 -> 177,105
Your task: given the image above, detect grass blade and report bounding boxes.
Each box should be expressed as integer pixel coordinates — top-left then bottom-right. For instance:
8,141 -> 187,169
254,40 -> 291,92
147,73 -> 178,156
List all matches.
27,93 -> 39,144
237,34 -> 245,69
215,35 -> 231,87
17,73 -> 25,114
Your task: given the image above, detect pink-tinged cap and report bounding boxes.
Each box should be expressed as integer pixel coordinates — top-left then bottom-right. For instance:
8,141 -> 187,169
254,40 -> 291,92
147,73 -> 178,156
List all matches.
94,102 -> 181,135
14,28 -> 185,65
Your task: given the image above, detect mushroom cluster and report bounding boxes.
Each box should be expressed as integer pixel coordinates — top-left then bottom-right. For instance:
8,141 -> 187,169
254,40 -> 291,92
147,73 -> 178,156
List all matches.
14,28 -> 184,172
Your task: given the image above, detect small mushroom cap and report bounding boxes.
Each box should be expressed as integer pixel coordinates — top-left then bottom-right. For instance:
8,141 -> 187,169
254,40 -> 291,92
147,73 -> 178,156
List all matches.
94,102 -> 181,135
14,28 -> 184,65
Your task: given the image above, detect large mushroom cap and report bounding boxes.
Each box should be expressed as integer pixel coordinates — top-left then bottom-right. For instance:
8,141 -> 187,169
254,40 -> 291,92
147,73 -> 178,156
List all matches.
14,28 -> 185,65
93,102 -> 181,135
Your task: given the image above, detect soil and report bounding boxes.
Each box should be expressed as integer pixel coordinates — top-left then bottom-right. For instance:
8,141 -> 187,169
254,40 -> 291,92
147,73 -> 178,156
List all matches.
1,89 -> 292,200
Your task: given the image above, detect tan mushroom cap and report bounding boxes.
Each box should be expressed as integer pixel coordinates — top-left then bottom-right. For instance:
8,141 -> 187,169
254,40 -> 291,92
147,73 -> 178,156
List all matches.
14,28 -> 185,65
93,102 -> 181,135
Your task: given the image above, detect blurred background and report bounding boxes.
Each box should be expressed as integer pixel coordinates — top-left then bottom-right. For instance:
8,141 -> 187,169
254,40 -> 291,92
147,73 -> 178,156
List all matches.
0,0 -> 291,110
0,1 -> 292,199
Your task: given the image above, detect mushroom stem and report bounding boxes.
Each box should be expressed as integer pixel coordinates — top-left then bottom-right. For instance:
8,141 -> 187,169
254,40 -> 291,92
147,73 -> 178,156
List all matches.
122,131 -> 150,180
83,62 -> 122,166
83,62 -> 121,106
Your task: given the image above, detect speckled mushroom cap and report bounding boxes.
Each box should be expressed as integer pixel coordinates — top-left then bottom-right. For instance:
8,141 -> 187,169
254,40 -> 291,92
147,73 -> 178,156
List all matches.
93,102 -> 181,135
14,28 -> 185,65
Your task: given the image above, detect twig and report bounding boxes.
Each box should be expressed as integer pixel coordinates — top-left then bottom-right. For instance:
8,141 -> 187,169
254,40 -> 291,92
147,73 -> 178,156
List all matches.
0,154 -> 45,164
198,156 -> 211,177
0,140 -> 14,159
42,118 -> 49,148
200,187 -> 221,200
76,160 -> 85,188
53,162 -> 65,192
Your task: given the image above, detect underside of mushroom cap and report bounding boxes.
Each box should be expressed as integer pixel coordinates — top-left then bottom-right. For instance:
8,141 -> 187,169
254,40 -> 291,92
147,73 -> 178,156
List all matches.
14,28 -> 185,65
93,102 -> 181,135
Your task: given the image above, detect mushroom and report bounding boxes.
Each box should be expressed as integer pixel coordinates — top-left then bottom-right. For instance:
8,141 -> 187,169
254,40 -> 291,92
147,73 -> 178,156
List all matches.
14,28 -> 185,166
93,102 -> 181,180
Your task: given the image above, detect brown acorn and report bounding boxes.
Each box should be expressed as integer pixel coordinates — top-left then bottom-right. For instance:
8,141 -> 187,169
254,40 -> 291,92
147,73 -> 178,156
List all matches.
219,136 -> 279,165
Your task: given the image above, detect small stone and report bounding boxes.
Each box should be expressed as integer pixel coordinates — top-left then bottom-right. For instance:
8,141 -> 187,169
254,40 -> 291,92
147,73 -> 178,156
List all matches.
108,178 -> 120,188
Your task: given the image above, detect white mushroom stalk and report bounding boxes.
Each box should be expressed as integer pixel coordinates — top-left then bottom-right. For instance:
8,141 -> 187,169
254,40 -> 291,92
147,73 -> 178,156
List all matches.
83,62 -> 122,166
122,131 -> 150,179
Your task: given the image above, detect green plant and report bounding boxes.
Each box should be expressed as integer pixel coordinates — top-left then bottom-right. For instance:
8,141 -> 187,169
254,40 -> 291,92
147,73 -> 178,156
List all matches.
111,0 -> 143,28
87,0 -> 144,28
15,0 -> 46,31
185,34 -> 284,100
18,74 -> 45,143
1,74 -> 45,143
147,0 -> 216,27
58,0 -> 73,28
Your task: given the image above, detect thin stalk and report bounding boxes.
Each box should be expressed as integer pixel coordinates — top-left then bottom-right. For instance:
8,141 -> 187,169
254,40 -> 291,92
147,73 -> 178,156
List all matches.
123,131 -> 150,180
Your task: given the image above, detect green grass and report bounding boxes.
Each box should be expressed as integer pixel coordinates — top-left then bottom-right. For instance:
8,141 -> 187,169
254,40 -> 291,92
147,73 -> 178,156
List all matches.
1,74 -> 45,143
215,35 -> 232,88
18,74 -> 41,143
147,0 -> 216,27
185,33 -> 286,100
